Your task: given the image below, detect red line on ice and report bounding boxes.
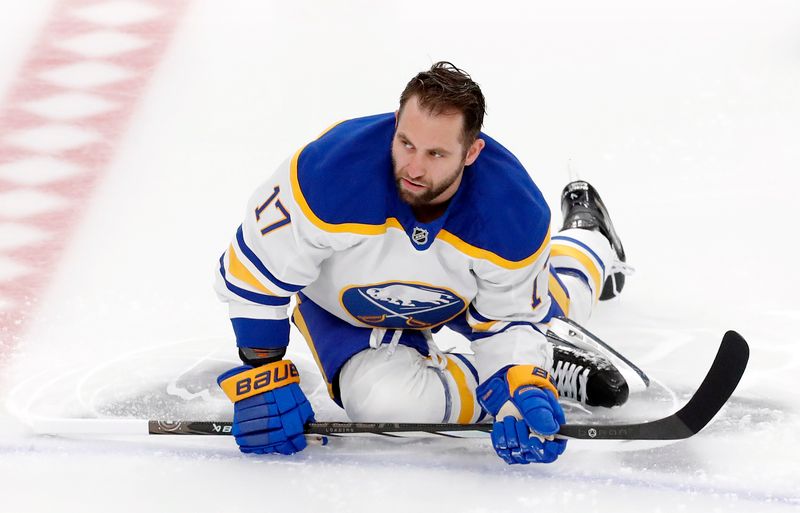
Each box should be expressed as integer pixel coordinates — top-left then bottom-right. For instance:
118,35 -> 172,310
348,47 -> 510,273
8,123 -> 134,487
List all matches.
0,0 -> 188,361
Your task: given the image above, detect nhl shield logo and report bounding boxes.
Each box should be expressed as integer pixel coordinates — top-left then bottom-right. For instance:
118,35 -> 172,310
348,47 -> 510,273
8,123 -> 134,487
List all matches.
340,282 -> 466,329
411,227 -> 428,246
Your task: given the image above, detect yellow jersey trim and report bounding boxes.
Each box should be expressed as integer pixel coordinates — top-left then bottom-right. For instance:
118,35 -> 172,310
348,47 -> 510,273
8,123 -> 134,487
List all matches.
316,120 -> 346,139
227,244 -> 276,295
292,303 -> 335,400
437,228 -> 551,271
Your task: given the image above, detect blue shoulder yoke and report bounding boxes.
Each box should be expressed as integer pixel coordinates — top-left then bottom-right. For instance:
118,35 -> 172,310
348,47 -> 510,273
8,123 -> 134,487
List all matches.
295,114 -> 396,227
294,113 -> 550,264
446,133 -> 551,264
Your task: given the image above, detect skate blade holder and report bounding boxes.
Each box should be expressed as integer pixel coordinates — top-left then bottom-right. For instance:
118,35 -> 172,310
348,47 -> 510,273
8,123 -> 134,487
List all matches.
547,317 -> 650,394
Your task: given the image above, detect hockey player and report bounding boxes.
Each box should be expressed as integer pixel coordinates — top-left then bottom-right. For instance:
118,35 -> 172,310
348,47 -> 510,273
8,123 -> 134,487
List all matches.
215,62 -> 629,464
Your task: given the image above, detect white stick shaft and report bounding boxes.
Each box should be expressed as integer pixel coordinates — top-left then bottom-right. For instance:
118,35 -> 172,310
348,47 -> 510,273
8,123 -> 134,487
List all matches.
28,417 -> 149,435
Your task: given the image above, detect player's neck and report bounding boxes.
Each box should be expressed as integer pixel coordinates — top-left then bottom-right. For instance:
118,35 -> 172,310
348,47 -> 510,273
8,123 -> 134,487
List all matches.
411,201 -> 450,223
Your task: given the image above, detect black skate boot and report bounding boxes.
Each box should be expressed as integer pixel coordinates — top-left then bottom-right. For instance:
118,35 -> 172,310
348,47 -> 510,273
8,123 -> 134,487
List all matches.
560,180 -> 627,300
550,342 -> 629,407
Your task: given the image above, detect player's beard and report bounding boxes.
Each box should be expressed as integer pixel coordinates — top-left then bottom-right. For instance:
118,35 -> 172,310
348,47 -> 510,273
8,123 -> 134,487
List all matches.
392,157 -> 465,207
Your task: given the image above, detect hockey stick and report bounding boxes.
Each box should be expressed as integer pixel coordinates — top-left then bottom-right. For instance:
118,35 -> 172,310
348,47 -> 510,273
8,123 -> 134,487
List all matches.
145,330 -> 748,441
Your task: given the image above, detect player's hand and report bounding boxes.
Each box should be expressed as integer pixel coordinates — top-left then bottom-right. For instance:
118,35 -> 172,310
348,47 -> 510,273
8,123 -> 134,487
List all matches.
492,386 -> 567,464
217,360 -> 314,454
476,365 -> 568,465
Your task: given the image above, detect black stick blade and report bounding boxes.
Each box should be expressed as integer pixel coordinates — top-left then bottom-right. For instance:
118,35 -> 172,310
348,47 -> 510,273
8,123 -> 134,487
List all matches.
675,330 -> 749,434
558,330 -> 749,440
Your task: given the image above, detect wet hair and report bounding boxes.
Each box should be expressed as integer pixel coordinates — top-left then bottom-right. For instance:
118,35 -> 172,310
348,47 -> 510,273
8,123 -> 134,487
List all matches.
399,61 -> 486,144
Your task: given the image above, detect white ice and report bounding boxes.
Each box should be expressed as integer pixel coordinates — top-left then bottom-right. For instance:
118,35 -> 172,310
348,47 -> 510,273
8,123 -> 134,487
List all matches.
1,1 -> 799,512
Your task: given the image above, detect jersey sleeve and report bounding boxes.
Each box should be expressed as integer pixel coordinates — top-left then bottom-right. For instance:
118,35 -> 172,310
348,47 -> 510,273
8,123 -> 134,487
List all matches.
465,233 -> 556,383
214,155 -> 335,350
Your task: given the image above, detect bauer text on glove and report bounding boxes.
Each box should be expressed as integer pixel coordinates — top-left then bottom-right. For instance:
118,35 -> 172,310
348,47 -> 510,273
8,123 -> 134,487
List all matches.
218,359 -> 315,455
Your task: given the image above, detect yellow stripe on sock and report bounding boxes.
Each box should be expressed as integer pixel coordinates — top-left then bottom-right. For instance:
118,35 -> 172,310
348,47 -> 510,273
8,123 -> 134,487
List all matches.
550,243 -> 603,300
445,356 -> 475,424
548,273 -> 570,317
472,320 -> 498,332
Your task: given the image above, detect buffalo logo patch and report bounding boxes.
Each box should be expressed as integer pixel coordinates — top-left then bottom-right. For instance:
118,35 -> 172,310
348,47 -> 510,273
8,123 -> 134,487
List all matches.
340,282 -> 466,329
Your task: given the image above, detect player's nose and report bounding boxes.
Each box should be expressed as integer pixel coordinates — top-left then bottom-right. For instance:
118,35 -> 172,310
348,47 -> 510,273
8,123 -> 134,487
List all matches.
406,154 -> 425,179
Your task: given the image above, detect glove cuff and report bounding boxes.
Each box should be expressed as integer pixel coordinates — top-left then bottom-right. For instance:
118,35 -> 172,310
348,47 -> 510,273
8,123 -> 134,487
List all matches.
476,365 -> 558,416
506,365 -> 559,398
218,359 -> 300,403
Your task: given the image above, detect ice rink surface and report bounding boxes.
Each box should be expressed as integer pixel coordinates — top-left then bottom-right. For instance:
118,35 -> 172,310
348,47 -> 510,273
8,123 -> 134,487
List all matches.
1,1 -> 799,511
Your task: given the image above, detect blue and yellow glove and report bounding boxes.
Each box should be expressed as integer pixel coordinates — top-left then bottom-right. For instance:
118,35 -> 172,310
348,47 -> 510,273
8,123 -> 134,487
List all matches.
476,365 -> 567,465
218,360 -> 314,454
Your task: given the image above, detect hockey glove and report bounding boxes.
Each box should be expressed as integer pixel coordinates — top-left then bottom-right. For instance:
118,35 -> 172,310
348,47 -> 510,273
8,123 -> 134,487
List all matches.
218,360 -> 314,455
476,365 -> 567,465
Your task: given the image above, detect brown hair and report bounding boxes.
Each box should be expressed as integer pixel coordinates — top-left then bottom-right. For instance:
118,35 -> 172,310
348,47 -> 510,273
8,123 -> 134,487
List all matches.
399,61 -> 486,144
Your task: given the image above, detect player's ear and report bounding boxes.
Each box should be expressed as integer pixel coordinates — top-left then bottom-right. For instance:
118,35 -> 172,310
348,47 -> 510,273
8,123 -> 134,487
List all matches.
464,138 -> 485,166
394,109 -> 399,128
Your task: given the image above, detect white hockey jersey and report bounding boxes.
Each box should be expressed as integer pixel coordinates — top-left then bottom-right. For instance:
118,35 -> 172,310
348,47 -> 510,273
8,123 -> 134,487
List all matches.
215,113 -> 556,382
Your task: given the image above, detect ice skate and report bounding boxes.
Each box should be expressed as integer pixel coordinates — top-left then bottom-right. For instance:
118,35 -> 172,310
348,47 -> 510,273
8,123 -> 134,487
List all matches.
561,180 -> 629,300
550,342 -> 629,407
